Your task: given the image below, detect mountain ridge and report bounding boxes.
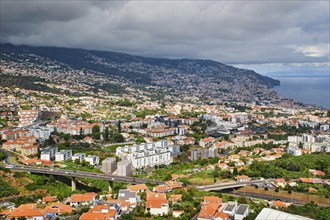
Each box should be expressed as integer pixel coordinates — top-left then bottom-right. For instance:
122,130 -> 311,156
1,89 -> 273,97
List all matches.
1,43 -> 279,88
1,43 -> 285,103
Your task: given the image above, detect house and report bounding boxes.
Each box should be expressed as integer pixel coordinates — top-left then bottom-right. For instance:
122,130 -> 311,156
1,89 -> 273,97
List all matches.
153,184 -> 172,193
127,184 -> 148,193
234,204 -> 249,220
41,196 -> 57,204
235,175 -> 251,182
203,196 -> 222,205
79,204 -> 118,220
199,137 -> 216,148
274,179 -> 286,188
299,178 -> 313,183
3,203 -> 47,220
44,203 -> 72,217
117,190 -> 140,206
198,196 -> 229,220
228,154 -> 240,162
287,180 -> 297,187
173,210 -> 184,218
70,192 -> 97,207
218,163 -> 229,170
165,181 -> 183,190
170,194 -> 182,203
271,200 -> 289,208
309,169 -> 325,176
146,191 -> 169,216
105,199 -> 132,213
235,160 -> 245,167
82,136 -> 94,144
223,202 -> 237,216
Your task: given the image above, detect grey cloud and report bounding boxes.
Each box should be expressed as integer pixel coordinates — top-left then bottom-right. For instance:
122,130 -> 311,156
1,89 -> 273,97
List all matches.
0,1 -> 328,65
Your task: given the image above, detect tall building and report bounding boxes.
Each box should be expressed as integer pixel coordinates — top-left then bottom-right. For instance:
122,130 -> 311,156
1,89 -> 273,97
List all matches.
117,160 -> 132,176
101,157 -> 117,174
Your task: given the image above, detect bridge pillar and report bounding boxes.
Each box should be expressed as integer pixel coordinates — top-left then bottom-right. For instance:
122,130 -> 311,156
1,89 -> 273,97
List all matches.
71,177 -> 77,192
108,181 -> 113,193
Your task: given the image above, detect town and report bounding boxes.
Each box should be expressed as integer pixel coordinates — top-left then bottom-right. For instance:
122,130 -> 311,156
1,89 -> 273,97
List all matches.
0,75 -> 329,220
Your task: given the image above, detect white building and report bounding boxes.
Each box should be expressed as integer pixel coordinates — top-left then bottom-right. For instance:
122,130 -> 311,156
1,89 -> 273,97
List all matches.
234,204 -> 249,220
55,150 -> 72,162
18,109 -> 38,127
116,140 -> 176,169
31,126 -> 54,140
85,155 -> 99,166
40,146 -> 58,161
288,136 -> 302,143
287,145 -> 302,156
255,208 -> 313,220
101,157 -> 117,174
72,153 -> 86,163
117,160 -> 132,176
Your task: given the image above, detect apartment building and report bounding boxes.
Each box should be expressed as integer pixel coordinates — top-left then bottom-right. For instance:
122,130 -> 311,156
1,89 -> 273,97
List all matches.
116,140 -> 176,169
101,157 -> 117,174
117,160 -> 132,176
55,150 -> 72,162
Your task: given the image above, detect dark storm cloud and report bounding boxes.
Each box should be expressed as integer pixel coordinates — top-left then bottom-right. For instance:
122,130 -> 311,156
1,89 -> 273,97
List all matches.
0,0 -> 329,65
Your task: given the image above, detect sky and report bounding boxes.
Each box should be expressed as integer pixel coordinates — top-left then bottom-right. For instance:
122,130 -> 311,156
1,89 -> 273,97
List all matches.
1,0 -> 329,74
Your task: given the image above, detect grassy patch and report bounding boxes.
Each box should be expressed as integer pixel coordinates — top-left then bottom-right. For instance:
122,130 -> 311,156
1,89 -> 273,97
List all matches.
237,186 -> 330,206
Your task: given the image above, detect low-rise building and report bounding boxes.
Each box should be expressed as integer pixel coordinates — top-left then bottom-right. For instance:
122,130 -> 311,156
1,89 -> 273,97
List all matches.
234,204 -> 249,220
40,146 -> 58,161
69,192 -> 97,207
85,155 -> 99,165
146,192 -> 169,216
72,153 -> 86,163
55,150 -> 72,162
127,184 -> 148,193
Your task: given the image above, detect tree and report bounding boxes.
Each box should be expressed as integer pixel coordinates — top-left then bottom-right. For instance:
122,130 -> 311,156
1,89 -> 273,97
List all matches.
117,120 -> 121,133
79,127 -> 84,138
113,133 -> 124,143
233,167 -> 239,176
92,125 -> 101,140
103,127 -> 110,142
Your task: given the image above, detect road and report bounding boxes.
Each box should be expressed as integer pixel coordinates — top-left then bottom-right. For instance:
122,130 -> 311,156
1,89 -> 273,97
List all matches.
196,180 -> 266,191
1,165 -> 164,185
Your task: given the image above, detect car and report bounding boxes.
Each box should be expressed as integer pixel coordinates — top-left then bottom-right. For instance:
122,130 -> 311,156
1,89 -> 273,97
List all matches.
65,171 -> 69,174
50,169 -> 54,171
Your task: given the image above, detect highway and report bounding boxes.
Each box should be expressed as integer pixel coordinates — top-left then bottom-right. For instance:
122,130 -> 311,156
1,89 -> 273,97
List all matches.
1,165 -> 164,185
196,180 -> 267,191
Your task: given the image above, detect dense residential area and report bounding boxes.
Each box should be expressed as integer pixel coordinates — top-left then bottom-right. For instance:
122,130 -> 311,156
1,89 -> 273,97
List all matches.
0,68 -> 329,220
0,43 -> 329,220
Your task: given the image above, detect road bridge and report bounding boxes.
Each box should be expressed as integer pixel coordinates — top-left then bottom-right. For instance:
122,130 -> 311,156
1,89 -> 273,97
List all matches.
196,180 -> 266,191
1,165 -> 164,191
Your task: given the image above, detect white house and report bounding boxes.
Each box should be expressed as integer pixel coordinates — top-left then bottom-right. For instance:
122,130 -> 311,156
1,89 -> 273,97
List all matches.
146,192 -> 169,216
234,204 -> 249,220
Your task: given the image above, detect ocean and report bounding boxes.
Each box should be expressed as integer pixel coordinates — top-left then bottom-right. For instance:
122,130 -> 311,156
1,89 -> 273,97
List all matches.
268,74 -> 330,109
